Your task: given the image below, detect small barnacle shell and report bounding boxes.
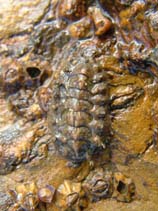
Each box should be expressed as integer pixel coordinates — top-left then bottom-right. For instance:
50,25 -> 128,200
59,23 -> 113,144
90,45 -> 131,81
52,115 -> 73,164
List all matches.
66,192 -> 79,206
56,180 -> 85,209
8,189 -> 17,201
58,180 -> 81,196
2,61 -> 23,94
38,185 -> 56,203
88,6 -> 112,36
113,172 -> 136,202
10,182 -> 39,211
24,193 -> 39,211
83,168 -> 113,202
37,87 -> 52,112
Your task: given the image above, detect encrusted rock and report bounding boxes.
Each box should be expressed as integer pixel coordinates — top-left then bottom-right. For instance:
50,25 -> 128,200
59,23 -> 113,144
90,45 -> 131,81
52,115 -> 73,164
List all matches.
58,0 -> 86,20
68,16 -> 93,38
88,6 -> 112,36
2,61 -> 23,94
0,0 -> 158,210
37,87 -> 52,113
148,11 -> 158,30
0,0 -> 50,39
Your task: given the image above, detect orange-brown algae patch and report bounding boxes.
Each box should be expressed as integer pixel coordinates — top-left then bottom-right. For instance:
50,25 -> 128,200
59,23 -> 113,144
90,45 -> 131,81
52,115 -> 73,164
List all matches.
111,74 -> 154,155
119,1 -> 145,29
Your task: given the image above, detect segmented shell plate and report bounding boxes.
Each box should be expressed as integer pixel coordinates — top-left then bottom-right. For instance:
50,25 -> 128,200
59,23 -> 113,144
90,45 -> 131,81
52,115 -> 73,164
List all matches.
48,40 -> 110,165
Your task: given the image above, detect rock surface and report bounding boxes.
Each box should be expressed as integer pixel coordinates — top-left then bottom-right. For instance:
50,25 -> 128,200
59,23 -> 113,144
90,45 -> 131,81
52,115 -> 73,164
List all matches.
0,0 -> 158,210
0,0 -> 50,39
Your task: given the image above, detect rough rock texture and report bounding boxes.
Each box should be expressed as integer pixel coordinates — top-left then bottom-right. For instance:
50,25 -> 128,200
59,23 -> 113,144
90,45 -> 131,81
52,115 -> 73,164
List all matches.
0,0 -> 158,210
0,0 -> 50,39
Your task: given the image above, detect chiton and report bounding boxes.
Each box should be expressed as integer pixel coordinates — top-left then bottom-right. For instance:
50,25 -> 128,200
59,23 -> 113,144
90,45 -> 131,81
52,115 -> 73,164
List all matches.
48,40 -> 111,166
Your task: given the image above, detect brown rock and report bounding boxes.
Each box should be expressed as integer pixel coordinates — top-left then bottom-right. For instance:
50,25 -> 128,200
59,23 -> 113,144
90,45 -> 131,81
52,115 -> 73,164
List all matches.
58,0 -> 86,20
0,0 -> 50,39
68,17 -> 92,39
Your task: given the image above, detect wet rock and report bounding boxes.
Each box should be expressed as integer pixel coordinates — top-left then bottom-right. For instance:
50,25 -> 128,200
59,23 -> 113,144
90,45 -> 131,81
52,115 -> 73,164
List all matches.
147,47 -> 158,67
58,0 -> 86,20
0,120 -> 49,174
118,0 -> 134,5
37,87 -> 52,113
8,89 -> 35,115
147,10 -> 158,30
68,16 -> 93,39
0,0 -> 158,210
1,61 -> 23,94
0,0 -> 50,39
110,73 -> 155,155
31,19 -> 70,58
0,191 -> 13,211
110,83 -> 144,110
8,88 -> 43,120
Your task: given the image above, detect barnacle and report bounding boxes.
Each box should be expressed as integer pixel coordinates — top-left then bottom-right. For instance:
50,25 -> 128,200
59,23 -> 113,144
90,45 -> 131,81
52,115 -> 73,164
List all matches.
9,182 -> 39,211
82,168 -> 113,202
38,185 -> 56,203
